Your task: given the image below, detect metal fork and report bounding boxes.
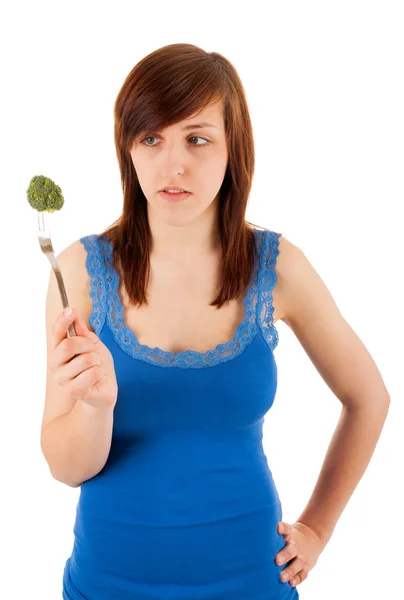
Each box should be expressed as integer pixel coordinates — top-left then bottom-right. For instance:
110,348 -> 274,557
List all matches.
37,211 -> 77,337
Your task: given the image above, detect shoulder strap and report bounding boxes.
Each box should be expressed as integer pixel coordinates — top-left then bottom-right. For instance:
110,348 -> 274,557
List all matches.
79,234 -> 109,336
256,229 -> 282,351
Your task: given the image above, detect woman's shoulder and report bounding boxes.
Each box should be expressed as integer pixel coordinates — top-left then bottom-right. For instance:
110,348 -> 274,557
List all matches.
253,225 -> 299,259
252,226 -> 298,270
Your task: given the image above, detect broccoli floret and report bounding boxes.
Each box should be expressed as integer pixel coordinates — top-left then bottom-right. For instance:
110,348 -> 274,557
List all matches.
27,175 -> 64,212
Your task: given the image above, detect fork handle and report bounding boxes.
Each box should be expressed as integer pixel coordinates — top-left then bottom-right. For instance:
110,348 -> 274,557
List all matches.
68,322 -> 77,337
52,265 -> 77,337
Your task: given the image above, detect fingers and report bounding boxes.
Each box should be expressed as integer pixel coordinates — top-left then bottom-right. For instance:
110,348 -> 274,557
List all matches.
289,571 -> 305,587
277,521 -> 292,542
275,521 -> 310,588
277,521 -> 289,534
51,307 -> 96,368
51,306 -> 78,350
54,335 -> 96,366
275,539 -> 298,567
281,558 -> 308,586
55,350 -> 102,385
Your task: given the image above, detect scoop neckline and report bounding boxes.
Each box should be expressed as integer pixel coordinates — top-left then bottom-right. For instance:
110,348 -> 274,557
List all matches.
101,231 -> 261,367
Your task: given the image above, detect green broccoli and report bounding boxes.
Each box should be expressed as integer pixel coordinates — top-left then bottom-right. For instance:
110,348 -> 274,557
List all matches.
27,175 -> 64,212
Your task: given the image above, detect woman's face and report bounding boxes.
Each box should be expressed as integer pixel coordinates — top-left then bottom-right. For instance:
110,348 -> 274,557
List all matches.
129,100 -> 228,226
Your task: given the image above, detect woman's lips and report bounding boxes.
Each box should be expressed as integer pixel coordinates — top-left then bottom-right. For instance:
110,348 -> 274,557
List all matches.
159,191 -> 191,202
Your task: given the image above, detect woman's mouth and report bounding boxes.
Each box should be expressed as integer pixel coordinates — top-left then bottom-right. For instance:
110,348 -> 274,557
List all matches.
159,191 -> 192,202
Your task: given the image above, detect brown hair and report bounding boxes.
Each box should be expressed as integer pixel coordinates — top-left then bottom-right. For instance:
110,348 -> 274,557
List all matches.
100,43 -> 261,309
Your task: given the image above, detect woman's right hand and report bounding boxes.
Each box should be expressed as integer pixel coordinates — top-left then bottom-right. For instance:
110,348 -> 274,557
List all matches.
49,306 -> 118,409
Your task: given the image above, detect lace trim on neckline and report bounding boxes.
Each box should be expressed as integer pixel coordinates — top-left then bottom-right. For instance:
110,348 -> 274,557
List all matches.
99,234 -> 260,369
80,228 -> 281,369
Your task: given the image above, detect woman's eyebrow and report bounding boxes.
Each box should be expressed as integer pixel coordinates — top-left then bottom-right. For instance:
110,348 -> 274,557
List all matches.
181,121 -> 218,130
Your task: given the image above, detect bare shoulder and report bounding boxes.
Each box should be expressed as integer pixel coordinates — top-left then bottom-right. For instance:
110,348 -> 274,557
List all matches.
270,232 -> 391,409
49,237 -> 94,333
274,232 -> 339,328
272,234 -> 307,325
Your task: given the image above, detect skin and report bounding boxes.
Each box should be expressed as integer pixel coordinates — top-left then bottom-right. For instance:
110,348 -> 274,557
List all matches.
129,99 -> 228,262
270,237 -> 390,588
128,98 -> 391,590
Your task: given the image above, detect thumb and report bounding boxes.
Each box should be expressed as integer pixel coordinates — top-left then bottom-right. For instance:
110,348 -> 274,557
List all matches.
69,308 -> 92,338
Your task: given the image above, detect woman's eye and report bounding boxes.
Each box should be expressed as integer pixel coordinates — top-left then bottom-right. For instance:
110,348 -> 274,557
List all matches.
189,136 -> 209,146
142,137 -> 157,146
141,136 -> 208,147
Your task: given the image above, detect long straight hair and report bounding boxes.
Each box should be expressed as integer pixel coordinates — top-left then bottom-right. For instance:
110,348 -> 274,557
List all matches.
100,43 -> 261,309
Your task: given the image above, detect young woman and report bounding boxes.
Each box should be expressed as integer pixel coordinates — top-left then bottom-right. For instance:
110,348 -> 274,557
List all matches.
41,43 -> 390,600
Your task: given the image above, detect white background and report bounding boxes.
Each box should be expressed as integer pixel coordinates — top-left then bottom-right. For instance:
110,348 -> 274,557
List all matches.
1,1 -> 403,598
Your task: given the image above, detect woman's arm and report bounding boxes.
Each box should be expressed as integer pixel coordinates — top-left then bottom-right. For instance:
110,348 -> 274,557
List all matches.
276,236 -> 390,544
295,401 -> 389,544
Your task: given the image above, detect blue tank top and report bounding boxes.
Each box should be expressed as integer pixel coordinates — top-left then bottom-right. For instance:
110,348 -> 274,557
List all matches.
62,228 -> 299,600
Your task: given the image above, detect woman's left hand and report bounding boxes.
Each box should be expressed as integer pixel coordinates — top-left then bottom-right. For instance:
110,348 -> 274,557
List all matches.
275,520 -> 328,588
